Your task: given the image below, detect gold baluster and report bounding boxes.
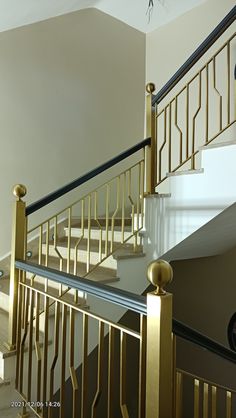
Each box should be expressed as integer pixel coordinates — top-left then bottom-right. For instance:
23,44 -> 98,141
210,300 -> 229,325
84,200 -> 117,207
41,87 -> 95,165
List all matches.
145,83 -> 156,194
81,313 -> 88,418
203,383 -> 209,418
211,385 -> 217,418
175,372 -> 183,418
7,184 -> 27,350
108,326 -> 115,418
139,315 -> 147,418
145,259 -> 173,418
226,391 -> 232,418
194,379 -> 200,418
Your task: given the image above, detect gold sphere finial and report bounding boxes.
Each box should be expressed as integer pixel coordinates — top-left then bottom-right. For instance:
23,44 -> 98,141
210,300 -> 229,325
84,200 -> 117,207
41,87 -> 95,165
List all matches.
147,259 -> 173,295
13,184 -> 27,201
146,82 -> 156,94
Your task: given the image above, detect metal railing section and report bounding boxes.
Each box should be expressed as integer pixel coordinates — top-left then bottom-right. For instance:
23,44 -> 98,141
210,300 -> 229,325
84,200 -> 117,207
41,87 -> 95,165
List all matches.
175,368 -> 236,417
13,259 -> 236,418
150,32 -> 236,185
26,159 -> 145,284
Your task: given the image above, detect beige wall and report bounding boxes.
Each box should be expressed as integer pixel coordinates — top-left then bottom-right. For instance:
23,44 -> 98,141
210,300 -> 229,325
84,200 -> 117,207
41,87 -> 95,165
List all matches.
167,246 -> 236,389
169,247 -> 236,346
0,8 -> 145,258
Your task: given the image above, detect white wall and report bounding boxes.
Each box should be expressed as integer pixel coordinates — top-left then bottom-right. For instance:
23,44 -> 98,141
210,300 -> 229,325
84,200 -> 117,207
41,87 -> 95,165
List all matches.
0,8 -> 145,259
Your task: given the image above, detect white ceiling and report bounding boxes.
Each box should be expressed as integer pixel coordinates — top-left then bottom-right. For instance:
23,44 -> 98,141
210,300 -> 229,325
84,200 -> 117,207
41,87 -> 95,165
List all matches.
0,0 -> 205,34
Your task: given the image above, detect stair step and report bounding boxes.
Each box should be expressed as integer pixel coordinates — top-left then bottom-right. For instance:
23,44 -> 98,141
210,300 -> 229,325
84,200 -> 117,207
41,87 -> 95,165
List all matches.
42,238 -> 140,270
167,169 -> 204,177
67,218 -> 132,228
64,226 -> 136,242
30,255 -> 119,283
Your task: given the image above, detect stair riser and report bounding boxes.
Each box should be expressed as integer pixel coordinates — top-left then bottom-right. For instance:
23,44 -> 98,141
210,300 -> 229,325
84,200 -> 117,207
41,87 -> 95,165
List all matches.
42,245 -> 118,270
64,228 -> 136,243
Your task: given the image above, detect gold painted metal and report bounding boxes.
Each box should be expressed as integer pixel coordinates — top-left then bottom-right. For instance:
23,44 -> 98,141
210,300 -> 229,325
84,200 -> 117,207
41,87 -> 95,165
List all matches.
27,289 -> 34,400
111,178 -> 120,253
105,184 -> 109,257
205,63 -> 209,143
226,391 -> 232,418
213,56 -> 223,131
227,42 -> 230,125
175,97 -> 183,164
203,383 -> 209,418
69,308 -> 79,418
19,287 -> 29,394
145,82 -> 156,194
168,103 -> 172,172
191,72 -> 202,169
175,371 -> 183,418
8,185 -> 27,349
108,325 -> 115,418
94,193 -> 103,262
35,291 -> 42,414
86,194 -> 91,273
121,173 -> 126,244
67,207 -> 71,274
147,259 -> 173,295
120,331 -> 129,418
145,262 -> 173,418
138,315 -> 147,418
91,321 -> 104,417
155,33 -> 236,186
81,313 -> 88,418
194,379 -> 200,418
211,385 -> 217,418
186,84 -> 189,159
42,294 -> 49,414
49,301 -> 60,418
60,304 -> 67,418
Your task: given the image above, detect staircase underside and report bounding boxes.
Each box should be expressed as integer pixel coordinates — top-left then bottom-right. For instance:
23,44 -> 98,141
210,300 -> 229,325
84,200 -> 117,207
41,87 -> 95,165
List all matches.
162,201 -> 236,261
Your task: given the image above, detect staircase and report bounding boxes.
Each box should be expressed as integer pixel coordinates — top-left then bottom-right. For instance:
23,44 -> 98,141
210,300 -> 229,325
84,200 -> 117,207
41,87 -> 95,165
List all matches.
0,5 -> 236,418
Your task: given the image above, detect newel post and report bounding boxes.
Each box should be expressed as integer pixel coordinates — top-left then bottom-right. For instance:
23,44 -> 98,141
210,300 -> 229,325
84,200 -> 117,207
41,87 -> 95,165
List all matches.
7,184 -> 27,350
145,259 -> 173,418
145,82 -> 156,194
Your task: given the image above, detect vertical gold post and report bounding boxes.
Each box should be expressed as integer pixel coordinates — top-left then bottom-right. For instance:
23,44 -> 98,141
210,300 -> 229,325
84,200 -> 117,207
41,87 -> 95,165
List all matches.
145,83 -> 156,194
211,385 -> 217,418
8,184 -> 27,350
194,379 -> 200,418
145,259 -> 173,418
175,372 -> 183,418
203,383 -> 208,418
226,391 -> 232,418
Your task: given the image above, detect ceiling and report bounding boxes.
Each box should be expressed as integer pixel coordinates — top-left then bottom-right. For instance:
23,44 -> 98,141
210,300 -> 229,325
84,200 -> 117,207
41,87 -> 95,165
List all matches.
0,0 -> 205,34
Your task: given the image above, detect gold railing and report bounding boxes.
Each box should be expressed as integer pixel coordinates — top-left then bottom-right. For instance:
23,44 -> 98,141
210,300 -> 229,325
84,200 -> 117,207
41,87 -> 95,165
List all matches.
175,369 -> 236,417
26,159 -> 144,277
13,259 -> 236,418
147,32 -> 236,186
14,259 -> 173,418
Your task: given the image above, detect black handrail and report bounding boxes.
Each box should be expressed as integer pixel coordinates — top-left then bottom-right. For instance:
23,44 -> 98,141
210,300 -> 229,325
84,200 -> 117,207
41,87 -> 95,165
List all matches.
26,137 -> 151,216
16,260 -> 236,364
173,319 -> 236,365
15,260 -> 147,315
152,6 -> 236,106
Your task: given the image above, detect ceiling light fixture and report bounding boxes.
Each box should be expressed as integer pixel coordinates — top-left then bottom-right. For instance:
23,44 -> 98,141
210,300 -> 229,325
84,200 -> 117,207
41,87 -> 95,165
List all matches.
146,0 -> 165,24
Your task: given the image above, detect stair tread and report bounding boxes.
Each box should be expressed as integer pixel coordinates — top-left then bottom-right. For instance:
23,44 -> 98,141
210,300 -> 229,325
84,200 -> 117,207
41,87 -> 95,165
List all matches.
30,256 -> 119,283
67,218 -> 132,228
48,236 -> 135,251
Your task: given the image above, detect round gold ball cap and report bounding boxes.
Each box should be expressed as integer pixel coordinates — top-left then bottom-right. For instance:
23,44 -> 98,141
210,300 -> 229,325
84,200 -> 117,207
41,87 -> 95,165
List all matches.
146,82 -> 156,94
147,259 -> 173,294
13,184 -> 27,200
